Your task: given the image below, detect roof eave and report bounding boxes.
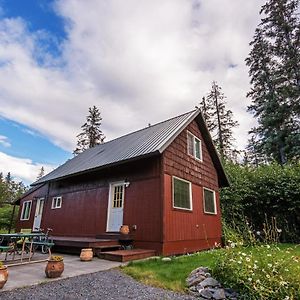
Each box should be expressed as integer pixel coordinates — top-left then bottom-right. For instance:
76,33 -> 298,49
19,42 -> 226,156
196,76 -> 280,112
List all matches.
31,150 -> 161,186
194,113 -> 230,187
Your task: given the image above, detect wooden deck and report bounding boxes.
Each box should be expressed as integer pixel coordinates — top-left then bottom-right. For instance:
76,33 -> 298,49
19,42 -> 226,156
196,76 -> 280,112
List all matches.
51,236 -> 120,254
51,236 -> 156,261
99,249 -> 156,262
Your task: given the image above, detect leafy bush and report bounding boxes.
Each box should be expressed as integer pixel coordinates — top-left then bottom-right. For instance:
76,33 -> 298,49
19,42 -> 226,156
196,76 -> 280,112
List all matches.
213,244 -> 300,300
0,204 -> 19,230
221,163 -> 300,242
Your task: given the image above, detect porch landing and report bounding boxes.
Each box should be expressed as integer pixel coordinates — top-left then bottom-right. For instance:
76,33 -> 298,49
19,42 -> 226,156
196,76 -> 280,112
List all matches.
99,249 -> 156,262
51,236 -> 156,262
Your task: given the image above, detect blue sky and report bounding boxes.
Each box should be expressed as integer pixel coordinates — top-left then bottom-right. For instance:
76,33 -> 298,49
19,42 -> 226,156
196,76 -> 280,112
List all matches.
0,0 -> 264,184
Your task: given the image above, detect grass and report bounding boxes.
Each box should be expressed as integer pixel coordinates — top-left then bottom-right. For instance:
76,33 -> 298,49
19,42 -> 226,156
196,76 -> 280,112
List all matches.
122,243 -> 300,296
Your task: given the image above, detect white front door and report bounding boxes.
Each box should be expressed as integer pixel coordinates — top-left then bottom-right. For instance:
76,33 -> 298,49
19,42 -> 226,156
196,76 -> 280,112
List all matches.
107,183 -> 125,232
33,198 -> 44,231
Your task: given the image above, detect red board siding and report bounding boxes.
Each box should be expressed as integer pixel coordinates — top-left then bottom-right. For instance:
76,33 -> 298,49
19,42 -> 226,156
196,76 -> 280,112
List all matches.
162,174 -> 221,255
162,120 -> 222,255
163,120 -> 219,191
16,157 -> 163,253
16,184 -> 49,232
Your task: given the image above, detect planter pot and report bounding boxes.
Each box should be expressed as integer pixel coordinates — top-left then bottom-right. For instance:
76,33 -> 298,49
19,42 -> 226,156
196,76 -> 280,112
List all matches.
0,266 -> 8,289
120,225 -> 130,235
80,248 -> 93,261
45,259 -> 64,278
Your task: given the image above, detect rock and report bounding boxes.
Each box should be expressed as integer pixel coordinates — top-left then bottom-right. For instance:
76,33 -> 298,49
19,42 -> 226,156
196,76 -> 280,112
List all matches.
161,257 -> 171,262
186,275 -> 206,287
200,277 -> 220,288
213,288 -> 226,300
199,289 -> 213,299
190,267 -> 209,276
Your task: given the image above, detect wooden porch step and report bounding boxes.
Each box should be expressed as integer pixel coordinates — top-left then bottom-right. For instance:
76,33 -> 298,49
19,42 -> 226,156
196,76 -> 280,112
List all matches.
94,245 -> 122,257
99,249 -> 156,262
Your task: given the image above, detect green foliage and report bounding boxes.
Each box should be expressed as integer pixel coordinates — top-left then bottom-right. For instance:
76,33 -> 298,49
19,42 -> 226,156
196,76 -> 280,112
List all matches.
49,255 -> 63,261
246,0 -> 300,164
73,105 -> 105,155
221,162 -> 300,242
0,172 -> 27,205
213,244 -> 300,300
122,244 -> 300,298
0,204 -> 19,230
200,81 -> 239,160
123,251 -> 218,292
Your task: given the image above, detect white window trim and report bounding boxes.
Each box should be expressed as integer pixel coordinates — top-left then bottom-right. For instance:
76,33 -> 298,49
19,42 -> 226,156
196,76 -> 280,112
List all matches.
20,200 -> 32,221
203,187 -> 217,215
172,176 -> 193,211
51,196 -> 62,209
187,131 -> 203,162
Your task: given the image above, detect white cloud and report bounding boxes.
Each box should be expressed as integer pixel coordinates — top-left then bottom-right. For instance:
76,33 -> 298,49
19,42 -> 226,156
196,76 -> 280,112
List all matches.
0,0 -> 265,152
0,135 -> 10,147
0,151 -> 55,184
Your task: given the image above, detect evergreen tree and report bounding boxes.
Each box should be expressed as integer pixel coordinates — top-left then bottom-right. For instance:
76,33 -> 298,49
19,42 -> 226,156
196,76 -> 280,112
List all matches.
73,106 -> 105,155
246,0 -> 300,164
200,81 -> 239,159
36,166 -> 45,180
0,172 -> 26,205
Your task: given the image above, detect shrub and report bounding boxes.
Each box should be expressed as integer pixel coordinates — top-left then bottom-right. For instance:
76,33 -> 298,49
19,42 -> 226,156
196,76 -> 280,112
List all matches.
49,255 -> 63,261
221,162 -> 300,243
213,245 -> 300,300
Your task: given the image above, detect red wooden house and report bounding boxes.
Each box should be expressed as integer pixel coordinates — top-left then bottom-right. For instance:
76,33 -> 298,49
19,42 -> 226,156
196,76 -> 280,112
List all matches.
16,109 -> 228,255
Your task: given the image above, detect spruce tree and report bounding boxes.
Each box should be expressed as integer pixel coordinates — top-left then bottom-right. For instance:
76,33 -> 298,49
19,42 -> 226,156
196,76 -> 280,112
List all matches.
73,106 -> 105,155
200,81 -> 239,159
246,0 -> 300,164
36,166 -> 45,180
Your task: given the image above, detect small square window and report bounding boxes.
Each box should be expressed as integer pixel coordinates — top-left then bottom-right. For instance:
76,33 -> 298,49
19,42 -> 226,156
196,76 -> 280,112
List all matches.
203,188 -> 217,214
52,196 -> 62,209
20,201 -> 32,220
173,177 -> 192,210
187,131 -> 202,161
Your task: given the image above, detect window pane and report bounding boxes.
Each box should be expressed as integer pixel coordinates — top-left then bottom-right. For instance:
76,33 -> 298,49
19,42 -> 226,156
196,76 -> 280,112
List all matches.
21,201 -> 31,220
113,185 -> 123,208
194,138 -> 201,160
187,133 -> 194,156
204,189 -> 216,214
174,178 -> 191,209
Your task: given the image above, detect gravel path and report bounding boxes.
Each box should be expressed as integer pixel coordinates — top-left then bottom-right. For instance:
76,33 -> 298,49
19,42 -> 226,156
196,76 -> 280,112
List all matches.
1,269 -> 196,300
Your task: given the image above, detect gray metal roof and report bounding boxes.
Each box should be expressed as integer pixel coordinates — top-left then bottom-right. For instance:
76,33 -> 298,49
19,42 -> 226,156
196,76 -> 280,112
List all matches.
34,110 -> 203,185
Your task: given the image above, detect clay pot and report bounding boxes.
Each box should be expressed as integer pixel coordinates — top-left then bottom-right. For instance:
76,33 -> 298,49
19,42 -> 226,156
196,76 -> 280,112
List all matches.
45,258 -> 64,278
120,225 -> 130,235
0,266 -> 8,289
80,248 -> 93,261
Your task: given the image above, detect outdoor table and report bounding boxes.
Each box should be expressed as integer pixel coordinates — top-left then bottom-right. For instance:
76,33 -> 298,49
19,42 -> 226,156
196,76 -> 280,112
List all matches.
0,232 -> 45,263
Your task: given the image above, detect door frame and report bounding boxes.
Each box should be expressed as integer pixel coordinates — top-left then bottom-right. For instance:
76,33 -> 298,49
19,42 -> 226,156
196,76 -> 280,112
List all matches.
32,197 -> 45,231
106,181 -> 125,232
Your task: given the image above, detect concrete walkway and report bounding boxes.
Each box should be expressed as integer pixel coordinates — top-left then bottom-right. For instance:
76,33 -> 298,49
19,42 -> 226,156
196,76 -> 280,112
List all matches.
1,253 -> 123,292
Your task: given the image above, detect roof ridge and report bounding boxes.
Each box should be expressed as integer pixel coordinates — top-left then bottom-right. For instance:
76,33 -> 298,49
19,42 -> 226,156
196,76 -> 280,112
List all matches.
101,109 -> 197,147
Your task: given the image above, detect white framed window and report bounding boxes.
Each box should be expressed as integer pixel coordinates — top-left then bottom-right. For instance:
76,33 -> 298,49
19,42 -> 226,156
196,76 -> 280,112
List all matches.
187,131 -> 202,161
20,200 -> 32,220
203,188 -> 217,215
173,176 -> 192,210
52,196 -> 62,209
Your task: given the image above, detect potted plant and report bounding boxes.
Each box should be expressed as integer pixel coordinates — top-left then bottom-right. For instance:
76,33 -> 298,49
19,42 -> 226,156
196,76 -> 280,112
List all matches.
0,261 -> 8,289
45,255 -> 64,278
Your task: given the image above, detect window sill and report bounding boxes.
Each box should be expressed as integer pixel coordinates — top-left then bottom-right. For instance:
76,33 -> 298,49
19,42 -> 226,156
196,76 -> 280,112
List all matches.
204,211 -> 217,215
172,207 -> 193,213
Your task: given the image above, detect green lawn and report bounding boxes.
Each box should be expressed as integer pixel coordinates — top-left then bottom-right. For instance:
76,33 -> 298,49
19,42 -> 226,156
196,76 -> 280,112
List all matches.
122,244 -> 300,298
